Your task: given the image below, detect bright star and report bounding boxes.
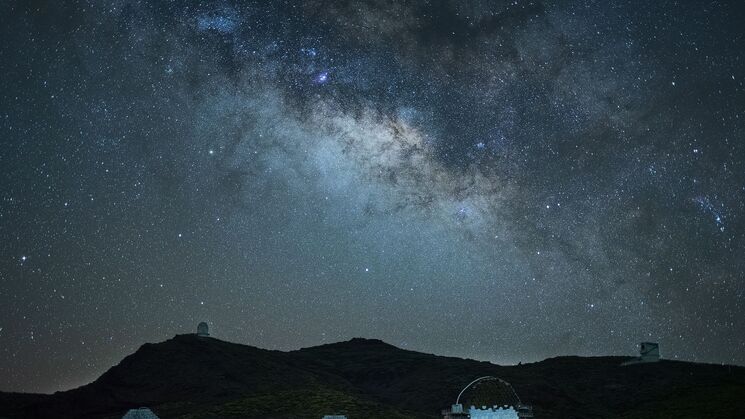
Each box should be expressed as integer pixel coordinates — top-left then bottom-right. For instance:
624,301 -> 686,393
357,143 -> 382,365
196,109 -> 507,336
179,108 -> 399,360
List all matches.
314,71 -> 329,84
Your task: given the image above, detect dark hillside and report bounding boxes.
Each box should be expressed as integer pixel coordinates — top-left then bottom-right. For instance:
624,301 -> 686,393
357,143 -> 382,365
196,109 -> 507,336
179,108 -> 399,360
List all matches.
1,336 -> 743,418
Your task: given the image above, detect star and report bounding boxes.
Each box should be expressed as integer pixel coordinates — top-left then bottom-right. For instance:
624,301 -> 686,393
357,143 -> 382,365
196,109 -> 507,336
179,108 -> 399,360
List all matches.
313,71 -> 329,84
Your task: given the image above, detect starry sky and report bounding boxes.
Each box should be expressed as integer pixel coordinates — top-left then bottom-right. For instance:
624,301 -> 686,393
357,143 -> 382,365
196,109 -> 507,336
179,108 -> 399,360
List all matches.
1,0 -> 744,394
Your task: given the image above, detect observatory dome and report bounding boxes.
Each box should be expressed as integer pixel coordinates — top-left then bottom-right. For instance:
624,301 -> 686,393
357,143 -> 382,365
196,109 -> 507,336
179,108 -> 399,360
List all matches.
122,407 -> 159,419
196,322 -> 209,337
457,376 -> 521,411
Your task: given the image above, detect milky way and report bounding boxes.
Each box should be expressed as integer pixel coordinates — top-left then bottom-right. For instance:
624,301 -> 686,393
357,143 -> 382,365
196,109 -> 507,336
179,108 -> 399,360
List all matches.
1,0 -> 744,393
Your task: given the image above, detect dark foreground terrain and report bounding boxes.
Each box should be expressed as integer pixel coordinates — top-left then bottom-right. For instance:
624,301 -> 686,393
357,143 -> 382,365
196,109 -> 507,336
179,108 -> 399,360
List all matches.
1,335 -> 744,418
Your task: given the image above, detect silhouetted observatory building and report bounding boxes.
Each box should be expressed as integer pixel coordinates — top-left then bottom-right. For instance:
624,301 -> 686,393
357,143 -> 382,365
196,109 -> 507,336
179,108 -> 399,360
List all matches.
621,342 -> 660,366
196,321 -> 210,337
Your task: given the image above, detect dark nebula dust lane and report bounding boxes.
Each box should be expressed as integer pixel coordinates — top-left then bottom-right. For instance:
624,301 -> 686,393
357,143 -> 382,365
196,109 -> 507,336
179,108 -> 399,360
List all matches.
1,0 -> 744,393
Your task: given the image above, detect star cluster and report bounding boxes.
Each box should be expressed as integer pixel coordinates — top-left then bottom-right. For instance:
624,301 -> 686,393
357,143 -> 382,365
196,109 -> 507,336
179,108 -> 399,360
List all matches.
1,0 -> 744,393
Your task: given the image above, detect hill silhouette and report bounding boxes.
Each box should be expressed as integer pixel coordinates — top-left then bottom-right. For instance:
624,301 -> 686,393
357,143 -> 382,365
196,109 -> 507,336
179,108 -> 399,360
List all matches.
1,335 -> 744,418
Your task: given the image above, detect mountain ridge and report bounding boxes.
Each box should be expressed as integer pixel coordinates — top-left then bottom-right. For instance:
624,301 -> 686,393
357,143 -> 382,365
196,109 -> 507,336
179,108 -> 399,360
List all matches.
1,334 -> 744,418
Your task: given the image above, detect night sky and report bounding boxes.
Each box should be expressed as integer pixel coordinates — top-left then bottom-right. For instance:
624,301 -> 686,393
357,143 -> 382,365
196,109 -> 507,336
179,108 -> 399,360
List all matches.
2,0 -> 745,394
